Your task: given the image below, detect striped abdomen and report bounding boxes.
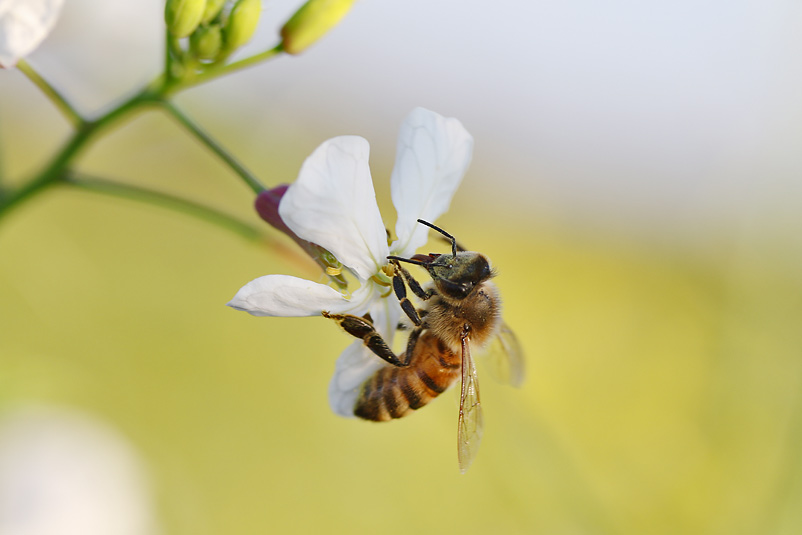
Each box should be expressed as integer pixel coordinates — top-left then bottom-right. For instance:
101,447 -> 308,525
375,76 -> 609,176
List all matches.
354,331 -> 462,421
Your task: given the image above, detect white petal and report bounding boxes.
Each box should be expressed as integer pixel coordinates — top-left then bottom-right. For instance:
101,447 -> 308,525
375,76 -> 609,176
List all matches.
279,136 -> 390,281
328,341 -> 386,418
227,275 -> 342,317
391,108 -> 474,257
0,0 -> 64,68
327,293 -> 403,417
227,274 -> 375,317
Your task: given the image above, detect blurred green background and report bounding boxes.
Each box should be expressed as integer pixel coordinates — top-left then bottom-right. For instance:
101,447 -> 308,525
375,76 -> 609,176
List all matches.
2,1 -> 802,534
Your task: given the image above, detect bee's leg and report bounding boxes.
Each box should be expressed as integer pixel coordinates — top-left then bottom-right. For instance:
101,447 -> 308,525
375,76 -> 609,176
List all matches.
322,312 -> 408,367
402,324 -> 424,366
396,309 -> 427,331
393,262 -> 431,300
392,274 -> 421,327
390,261 -> 432,327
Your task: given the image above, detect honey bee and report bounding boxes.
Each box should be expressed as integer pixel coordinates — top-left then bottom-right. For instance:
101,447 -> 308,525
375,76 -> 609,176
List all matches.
324,219 -> 524,472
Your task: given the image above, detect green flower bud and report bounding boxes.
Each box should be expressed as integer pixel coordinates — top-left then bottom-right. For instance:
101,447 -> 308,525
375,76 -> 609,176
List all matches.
201,0 -> 227,24
280,0 -> 356,55
165,0 -> 207,38
223,0 -> 261,52
190,24 -> 223,60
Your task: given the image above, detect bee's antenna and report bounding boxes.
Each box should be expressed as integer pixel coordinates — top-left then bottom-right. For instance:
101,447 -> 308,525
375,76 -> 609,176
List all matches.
387,255 -> 429,267
417,219 -> 457,257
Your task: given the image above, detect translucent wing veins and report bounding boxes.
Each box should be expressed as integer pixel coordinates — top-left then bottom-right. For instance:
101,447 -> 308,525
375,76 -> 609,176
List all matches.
457,331 -> 484,473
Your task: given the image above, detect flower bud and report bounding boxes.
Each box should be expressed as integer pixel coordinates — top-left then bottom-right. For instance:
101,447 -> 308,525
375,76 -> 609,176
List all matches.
223,0 -> 261,52
165,0 -> 207,38
280,0 -> 356,55
255,186 -> 347,289
254,185 -> 291,237
201,0 -> 227,23
190,24 -> 223,61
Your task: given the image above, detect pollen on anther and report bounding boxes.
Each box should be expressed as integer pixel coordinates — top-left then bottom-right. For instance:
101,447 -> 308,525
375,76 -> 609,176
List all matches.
326,266 -> 343,276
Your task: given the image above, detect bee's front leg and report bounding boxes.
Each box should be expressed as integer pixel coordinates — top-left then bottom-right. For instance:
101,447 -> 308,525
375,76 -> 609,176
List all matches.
323,312 -> 412,367
390,260 -> 432,327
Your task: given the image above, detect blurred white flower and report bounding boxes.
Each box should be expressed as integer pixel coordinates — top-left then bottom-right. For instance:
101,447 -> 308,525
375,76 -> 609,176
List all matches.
0,0 -> 64,68
0,406 -> 159,535
227,107 -> 473,417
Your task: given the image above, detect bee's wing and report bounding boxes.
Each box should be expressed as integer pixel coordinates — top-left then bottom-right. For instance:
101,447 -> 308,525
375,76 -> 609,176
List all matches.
457,336 -> 484,473
481,322 -> 525,388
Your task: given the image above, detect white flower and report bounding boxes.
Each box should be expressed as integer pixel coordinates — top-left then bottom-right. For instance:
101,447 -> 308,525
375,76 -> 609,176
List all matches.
0,0 -> 64,68
228,107 -> 473,417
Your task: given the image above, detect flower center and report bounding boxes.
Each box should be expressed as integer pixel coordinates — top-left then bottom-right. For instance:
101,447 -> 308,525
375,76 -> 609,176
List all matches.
370,265 -> 393,287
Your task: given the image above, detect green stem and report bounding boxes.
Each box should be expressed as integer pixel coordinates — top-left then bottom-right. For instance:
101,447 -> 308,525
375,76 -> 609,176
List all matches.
166,44 -> 284,94
160,101 -> 266,194
0,88 -> 161,224
17,59 -> 85,127
164,28 -> 173,82
0,126 -> 91,224
2,42 -> 281,223
65,172 -> 266,243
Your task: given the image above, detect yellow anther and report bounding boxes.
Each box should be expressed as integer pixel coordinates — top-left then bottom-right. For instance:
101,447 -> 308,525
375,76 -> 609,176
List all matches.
325,266 -> 343,276
371,271 -> 392,287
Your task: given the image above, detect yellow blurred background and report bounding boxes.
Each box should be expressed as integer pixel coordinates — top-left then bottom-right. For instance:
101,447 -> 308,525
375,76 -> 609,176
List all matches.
2,1 -> 802,534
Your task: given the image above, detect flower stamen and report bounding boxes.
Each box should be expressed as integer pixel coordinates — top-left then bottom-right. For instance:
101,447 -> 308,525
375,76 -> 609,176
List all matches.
370,270 -> 392,287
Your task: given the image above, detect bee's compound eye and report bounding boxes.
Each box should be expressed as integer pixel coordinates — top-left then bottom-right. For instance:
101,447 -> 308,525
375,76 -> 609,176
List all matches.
438,279 -> 472,299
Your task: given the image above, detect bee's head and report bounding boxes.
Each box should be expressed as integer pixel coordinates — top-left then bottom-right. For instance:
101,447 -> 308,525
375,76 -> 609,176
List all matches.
388,220 -> 494,301
428,251 -> 493,300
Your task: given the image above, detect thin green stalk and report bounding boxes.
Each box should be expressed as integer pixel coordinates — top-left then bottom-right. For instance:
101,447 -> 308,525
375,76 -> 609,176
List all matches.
0,88 -> 161,223
164,27 -> 173,78
166,44 -> 284,93
17,59 -> 85,127
0,125 -> 92,223
160,101 -> 266,194
3,41 -> 280,223
65,172 -> 266,243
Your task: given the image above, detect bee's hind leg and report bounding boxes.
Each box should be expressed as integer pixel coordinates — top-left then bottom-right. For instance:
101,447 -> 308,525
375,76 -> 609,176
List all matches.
323,312 -> 413,367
